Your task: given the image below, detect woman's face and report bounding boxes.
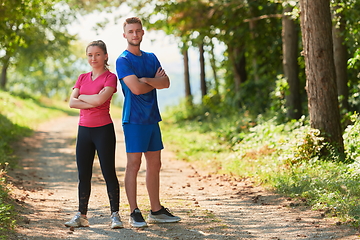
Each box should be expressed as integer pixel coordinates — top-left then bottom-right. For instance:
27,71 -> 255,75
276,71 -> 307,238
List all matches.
86,46 -> 108,69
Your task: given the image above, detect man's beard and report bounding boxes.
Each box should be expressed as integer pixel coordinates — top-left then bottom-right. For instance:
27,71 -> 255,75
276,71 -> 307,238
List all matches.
128,40 -> 141,46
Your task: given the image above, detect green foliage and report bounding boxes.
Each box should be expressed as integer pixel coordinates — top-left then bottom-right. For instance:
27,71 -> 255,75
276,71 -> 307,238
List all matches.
8,41 -> 88,100
0,92 -> 33,167
0,114 -> 31,167
163,108 -> 360,226
1,0 -> 119,97
0,0 -> 57,53
0,90 -> 79,238
131,0 -> 286,113
268,74 -> 289,122
344,113 -> 360,162
67,0 -> 123,14
0,90 -> 76,167
161,121 -> 230,172
340,0 -> 360,71
338,0 -> 360,112
163,98 -> 256,146
274,160 -> 360,225
0,0 -> 77,90
0,166 -> 16,238
278,126 -> 324,165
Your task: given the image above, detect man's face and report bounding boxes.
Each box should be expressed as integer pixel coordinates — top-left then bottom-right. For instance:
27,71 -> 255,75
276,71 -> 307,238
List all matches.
123,23 -> 144,46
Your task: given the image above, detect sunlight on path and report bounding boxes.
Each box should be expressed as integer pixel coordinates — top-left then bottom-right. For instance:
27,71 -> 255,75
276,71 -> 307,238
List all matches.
9,116 -> 360,240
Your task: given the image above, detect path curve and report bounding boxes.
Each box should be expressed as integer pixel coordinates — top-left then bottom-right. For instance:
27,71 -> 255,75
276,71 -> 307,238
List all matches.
8,116 -> 360,239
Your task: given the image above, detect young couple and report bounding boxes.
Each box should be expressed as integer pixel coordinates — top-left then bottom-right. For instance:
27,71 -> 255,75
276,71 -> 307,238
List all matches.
65,17 -> 180,229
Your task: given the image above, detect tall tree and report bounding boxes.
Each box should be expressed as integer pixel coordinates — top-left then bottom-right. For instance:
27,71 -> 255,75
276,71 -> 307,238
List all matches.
141,0 -> 202,106
282,5 -> 302,119
212,0 -> 249,105
0,0 -> 122,91
0,0 -> 55,89
130,0 -> 294,113
332,2 -> 349,112
209,38 -> 220,94
299,0 -> 344,154
199,42 -> 207,98
228,44 -> 247,93
182,44 -> 193,106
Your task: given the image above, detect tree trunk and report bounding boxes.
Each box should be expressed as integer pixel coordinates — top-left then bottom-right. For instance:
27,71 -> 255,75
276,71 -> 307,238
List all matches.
183,47 -> 192,106
228,45 -> 247,93
209,40 -> 219,94
299,0 -> 344,153
332,7 -> 349,112
248,20 -> 259,82
282,6 -> 302,120
0,55 -> 10,90
199,43 -> 207,98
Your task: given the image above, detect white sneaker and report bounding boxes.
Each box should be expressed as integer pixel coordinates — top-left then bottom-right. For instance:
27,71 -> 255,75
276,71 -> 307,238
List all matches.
65,212 -> 89,227
111,211 -> 124,229
148,206 -> 181,223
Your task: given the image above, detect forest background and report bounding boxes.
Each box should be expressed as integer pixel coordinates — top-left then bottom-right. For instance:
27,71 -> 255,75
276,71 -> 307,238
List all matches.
1,0 -> 360,238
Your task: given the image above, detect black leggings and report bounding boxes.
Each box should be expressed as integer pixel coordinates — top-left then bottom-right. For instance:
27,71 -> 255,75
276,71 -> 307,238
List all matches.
76,123 -> 119,215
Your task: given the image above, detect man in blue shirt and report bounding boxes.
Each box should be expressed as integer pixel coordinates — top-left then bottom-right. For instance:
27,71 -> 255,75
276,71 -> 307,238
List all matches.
116,17 -> 181,228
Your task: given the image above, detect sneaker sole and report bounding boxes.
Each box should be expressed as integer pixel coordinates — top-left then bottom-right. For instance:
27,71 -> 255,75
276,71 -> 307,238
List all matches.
111,224 -> 124,229
129,221 -> 148,228
64,224 -> 89,228
147,216 -> 181,223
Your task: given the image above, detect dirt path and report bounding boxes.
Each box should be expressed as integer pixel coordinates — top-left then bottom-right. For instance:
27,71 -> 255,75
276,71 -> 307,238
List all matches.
7,116 -> 360,239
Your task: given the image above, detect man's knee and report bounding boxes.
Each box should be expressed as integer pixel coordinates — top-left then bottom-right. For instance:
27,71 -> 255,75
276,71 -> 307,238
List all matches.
126,159 -> 141,173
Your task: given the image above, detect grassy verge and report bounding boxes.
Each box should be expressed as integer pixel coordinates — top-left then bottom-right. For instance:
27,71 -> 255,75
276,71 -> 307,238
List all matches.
0,90 -> 122,239
161,107 -> 360,227
0,90 -> 79,238
2,88 -> 360,235
0,91 -> 77,166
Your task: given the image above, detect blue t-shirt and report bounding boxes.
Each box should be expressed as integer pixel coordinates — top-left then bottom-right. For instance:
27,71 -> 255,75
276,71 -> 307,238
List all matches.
116,50 -> 162,125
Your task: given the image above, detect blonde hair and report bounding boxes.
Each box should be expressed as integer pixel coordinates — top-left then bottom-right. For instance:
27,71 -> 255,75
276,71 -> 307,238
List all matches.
123,17 -> 142,31
86,40 -> 109,69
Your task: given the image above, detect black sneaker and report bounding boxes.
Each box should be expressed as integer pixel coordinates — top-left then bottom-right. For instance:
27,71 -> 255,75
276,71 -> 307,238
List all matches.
148,206 -> 181,223
129,208 -> 148,228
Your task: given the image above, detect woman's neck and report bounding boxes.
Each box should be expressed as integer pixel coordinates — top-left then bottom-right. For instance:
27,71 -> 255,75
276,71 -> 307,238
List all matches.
91,68 -> 107,80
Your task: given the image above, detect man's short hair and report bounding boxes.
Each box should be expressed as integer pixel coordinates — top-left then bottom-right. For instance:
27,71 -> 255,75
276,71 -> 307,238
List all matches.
123,17 -> 142,31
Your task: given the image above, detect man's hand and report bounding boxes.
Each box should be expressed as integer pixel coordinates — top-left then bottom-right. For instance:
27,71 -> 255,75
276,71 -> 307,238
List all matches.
155,67 -> 167,78
138,67 -> 170,90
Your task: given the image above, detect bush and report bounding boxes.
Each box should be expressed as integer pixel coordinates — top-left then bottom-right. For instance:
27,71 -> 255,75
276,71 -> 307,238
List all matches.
163,108 -> 360,225
0,166 -> 16,238
344,113 -> 360,162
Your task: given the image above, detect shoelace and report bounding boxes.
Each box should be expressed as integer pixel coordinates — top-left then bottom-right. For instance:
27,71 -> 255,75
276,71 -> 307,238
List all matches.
163,208 -> 174,216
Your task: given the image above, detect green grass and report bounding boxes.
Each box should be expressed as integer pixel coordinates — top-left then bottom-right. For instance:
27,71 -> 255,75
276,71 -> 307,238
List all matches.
0,90 -> 80,238
0,90 -> 124,239
0,167 -> 15,239
161,106 -> 360,227
2,89 -> 360,236
0,91 -> 77,167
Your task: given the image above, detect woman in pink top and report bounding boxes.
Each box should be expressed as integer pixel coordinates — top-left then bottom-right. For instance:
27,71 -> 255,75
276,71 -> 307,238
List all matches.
65,40 -> 123,229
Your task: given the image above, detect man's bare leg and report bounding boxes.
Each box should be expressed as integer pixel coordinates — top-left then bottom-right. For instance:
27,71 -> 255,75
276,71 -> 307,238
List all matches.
124,152 -> 142,212
144,150 -> 162,212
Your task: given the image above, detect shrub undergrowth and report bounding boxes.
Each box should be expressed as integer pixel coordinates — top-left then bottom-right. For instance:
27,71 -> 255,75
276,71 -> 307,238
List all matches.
0,164 -> 16,238
162,102 -> 360,227
0,90 -> 123,239
0,90 -> 79,239
2,89 -> 360,235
